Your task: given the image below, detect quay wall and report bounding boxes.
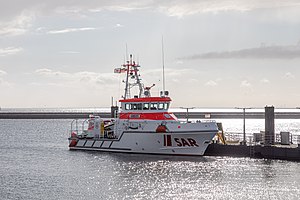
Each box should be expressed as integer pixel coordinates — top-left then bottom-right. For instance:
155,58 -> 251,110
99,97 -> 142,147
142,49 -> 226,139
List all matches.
205,143 -> 300,161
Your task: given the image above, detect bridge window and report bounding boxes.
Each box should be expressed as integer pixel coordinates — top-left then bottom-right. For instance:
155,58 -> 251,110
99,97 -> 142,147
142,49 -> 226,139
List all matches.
150,103 -> 158,110
136,103 -> 142,110
164,103 -> 169,110
143,103 -> 149,110
130,103 -> 142,110
158,103 -> 164,110
131,103 -> 137,110
124,102 -> 169,111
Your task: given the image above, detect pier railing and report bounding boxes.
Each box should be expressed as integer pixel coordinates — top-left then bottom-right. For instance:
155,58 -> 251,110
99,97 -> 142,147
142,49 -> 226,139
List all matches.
223,132 -> 300,145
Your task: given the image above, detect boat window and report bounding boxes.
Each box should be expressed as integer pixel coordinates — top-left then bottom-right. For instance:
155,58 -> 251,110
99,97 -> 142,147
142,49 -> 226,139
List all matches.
143,103 -> 149,110
125,104 -> 130,110
136,103 -> 142,110
158,103 -> 164,110
164,103 -> 169,110
150,103 -> 158,110
129,103 -> 142,110
131,103 -> 138,110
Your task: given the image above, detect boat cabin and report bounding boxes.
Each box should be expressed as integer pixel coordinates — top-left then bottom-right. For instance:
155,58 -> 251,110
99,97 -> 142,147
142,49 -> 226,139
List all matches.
118,96 -> 177,121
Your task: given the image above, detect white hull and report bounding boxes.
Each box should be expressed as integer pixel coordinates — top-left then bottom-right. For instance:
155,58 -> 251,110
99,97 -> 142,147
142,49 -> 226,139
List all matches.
69,130 -> 216,156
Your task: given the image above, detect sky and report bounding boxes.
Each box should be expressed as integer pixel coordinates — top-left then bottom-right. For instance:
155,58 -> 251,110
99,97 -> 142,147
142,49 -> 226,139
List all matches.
1,0 -> 300,108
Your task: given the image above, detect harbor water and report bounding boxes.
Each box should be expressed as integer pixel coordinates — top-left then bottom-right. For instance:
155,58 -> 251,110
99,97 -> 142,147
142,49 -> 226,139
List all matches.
1,117 -> 300,199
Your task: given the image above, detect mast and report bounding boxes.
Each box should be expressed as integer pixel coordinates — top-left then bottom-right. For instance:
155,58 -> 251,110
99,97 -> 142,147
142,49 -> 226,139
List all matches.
120,54 -> 143,99
161,36 -> 166,96
124,58 -> 130,99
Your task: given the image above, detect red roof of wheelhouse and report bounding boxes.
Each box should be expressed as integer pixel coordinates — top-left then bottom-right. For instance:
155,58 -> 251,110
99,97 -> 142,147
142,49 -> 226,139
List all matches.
119,97 -> 171,103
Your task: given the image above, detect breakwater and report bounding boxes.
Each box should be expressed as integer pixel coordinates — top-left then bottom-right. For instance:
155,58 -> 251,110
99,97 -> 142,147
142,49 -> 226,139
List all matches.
1,111 -> 300,119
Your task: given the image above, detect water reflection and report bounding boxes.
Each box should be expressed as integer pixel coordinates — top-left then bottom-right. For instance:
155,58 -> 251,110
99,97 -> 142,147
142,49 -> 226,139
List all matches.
1,119 -> 300,200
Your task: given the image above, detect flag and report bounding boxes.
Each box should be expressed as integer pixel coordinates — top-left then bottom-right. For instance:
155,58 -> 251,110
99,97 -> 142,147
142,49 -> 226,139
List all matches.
114,68 -> 121,73
114,68 -> 127,73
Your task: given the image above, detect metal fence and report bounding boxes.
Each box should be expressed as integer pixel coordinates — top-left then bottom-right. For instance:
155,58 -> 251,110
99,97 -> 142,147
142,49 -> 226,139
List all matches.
223,132 -> 300,145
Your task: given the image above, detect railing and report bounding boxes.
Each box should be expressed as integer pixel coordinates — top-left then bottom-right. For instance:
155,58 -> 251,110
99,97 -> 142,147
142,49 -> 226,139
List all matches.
223,132 -> 300,145
69,119 -> 88,136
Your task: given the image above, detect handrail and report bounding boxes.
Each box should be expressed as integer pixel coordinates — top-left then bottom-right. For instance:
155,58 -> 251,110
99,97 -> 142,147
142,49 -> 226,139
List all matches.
223,132 -> 300,145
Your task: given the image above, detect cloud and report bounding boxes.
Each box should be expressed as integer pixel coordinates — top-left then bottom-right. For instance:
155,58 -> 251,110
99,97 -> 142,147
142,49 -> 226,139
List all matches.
157,1 -> 300,17
0,70 -> 11,87
0,11 -> 34,36
143,68 -> 192,77
34,68 -> 119,86
205,80 -> 218,87
183,44 -> 300,60
0,78 -> 11,87
2,1 -> 300,21
0,47 -> 23,56
0,70 -> 7,76
35,68 -> 69,77
260,78 -> 270,84
240,80 -> 252,88
47,27 -> 96,34
114,23 -> 124,28
284,72 -> 295,79
0,0 -> 299,39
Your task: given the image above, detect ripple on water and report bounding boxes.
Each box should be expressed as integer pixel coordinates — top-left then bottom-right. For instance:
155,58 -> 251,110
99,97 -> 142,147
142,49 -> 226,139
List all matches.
0,119 -> 300,200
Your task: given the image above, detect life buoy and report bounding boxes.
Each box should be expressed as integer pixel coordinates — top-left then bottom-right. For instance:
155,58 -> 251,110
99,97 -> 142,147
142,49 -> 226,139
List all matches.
69,139 -> 77,147
156,125 -> 167,133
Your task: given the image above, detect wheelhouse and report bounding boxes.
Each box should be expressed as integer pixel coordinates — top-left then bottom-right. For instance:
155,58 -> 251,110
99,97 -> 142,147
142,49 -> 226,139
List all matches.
118,97 -> 177,120
120,97 -> 171,112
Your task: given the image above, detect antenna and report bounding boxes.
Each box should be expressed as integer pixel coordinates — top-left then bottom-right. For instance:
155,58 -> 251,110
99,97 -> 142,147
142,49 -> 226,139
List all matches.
161,36 -> 166,95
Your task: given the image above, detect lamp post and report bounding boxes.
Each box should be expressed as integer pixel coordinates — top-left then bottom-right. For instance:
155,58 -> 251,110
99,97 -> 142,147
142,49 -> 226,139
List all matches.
180,107 -> 195,122
235,107 -> 251,145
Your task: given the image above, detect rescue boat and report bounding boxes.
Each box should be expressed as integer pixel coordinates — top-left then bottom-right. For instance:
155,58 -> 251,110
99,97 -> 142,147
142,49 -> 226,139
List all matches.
68,55 -> 218,155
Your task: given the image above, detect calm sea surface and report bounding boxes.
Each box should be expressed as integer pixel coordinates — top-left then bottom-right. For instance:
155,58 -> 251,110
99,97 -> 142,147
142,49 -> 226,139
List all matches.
1,116 -> 300,199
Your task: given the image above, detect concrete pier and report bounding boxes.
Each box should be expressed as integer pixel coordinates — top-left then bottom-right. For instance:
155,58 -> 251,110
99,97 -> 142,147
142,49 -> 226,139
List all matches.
205,106 -> 300,161
205,143 -> 300,161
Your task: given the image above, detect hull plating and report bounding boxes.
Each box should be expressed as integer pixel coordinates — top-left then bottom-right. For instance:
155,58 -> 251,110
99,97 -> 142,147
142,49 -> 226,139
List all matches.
69,131 -> 217,156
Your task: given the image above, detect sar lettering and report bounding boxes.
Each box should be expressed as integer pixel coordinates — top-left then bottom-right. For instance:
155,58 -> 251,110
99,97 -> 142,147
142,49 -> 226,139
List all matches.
174,138 -> 199,147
